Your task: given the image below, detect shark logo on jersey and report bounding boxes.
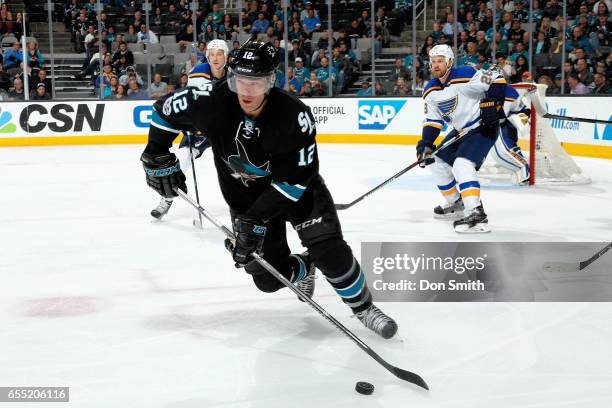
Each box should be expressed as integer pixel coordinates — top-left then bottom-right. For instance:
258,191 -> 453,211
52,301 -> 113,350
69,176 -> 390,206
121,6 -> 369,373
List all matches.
436,96 -> 459,122
224,119 -> 271,186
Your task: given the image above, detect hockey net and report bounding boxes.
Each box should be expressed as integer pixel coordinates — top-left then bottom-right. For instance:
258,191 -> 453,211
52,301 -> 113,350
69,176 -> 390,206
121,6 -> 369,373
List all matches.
481,82 -> 590,185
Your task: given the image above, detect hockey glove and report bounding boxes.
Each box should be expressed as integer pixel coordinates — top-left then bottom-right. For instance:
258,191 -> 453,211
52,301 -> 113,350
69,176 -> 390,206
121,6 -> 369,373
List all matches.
416,139 -> 436,168
141,152 -> 187,198
230,215 -> 267,266
479,97 -> 501,138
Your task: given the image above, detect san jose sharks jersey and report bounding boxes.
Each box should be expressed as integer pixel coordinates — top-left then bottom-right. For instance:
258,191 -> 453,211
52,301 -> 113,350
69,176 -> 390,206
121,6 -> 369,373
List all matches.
422,65 -> 506,134
187,62 -> 226,91
144,82 -> 318,221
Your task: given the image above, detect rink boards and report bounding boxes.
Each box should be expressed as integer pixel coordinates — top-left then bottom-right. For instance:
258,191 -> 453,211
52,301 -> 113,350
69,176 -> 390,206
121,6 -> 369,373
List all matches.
0,97 -> 610,158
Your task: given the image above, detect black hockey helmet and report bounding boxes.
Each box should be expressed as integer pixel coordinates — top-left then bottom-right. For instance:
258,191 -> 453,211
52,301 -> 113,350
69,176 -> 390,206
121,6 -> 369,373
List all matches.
227,39 -> 278,96
228,39 -> 279,77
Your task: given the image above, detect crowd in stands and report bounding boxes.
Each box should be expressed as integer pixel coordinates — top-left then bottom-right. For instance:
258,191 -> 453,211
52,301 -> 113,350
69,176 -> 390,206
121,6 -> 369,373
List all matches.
2,0 -> 612,99
396,0 -> 612,95
0,2 -> 49,101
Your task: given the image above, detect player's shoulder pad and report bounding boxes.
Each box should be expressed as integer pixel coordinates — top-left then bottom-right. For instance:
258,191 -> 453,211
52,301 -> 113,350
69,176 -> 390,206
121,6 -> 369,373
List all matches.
447,65 -> 477,83
422,77 -> 442,99
188,62 -> 212,78
504,85 -> 519,100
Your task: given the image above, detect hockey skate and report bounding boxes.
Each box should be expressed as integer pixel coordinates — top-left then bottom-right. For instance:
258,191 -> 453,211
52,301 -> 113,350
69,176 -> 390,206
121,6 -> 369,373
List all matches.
354,304 -> 398,339
291,252 -> 316,301
433,197 -> 464,219
453,204 -> 490,233
151,198 -> 173,219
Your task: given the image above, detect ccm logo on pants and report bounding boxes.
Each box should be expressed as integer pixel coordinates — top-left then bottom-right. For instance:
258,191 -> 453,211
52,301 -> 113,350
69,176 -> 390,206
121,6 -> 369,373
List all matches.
294,217 -> 322,231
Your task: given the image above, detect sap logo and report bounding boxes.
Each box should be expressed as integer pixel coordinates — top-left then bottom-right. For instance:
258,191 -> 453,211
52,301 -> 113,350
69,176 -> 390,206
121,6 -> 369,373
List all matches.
294,217 -> 322,231
134,105 -> 154,128
0,106 -> 16,133
20,104 -> 104,133
358,100 -> 406,130
594,115 -> 612,141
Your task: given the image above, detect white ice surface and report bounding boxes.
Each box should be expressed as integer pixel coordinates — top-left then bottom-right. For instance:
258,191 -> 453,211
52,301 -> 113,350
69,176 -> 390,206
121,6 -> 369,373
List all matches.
1,144 -> 611,407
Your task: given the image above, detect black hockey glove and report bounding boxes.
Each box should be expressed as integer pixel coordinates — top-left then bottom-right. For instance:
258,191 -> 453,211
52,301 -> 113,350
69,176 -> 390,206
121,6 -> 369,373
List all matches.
229,215 -> 267,267
141,152 -> 187,198
416,139 -> 436,168
479,97 -> 501,138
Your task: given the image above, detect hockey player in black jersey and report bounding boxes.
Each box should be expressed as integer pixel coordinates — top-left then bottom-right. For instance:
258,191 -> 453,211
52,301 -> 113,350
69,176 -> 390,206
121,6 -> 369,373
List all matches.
140,40 -> 398,339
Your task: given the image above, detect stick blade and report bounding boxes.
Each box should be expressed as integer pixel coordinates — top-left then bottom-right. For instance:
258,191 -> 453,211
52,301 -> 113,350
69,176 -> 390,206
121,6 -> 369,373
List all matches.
542,262 -> 580,273
392,366 -> 429,390
334,203 -> 351,211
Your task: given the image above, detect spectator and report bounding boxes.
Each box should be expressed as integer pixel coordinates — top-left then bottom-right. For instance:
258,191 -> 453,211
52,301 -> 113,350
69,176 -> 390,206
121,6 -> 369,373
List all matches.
356,81 -> 373,97
26,41 -> 45,70
510,55 -> 529,83
150,73 -> 168,98
127,78 -> 147,99
508,41 -> 528,63
457,42 -> 479,66
508,19 -> 526,43
392,76 -> 411,96
475,30 -> 490,58
177,73 -> 189,89
31,83 -> 51,100
4,41 -> 23,70
347,19 -> 367,50
177,24 -> 195,52
32,69 -> 52,95
302,9 -> 321,35
370,80 -> 384,96
208,3 -> 224,25
8,77 -> 24,100
289,21 -> 304,41
119,66 -> 143,87
124,24 -> 138,44
0,64 -> 10,91
288,40 -> 308,66
114,84 -> 127,99
568,73 -> 591,94
388,58 -> 410,82
279,67 -> 302,95
96,63 -> 116,96
543,0 -> 563,20
538,16 -> 558,40
251,13 -> 270,35
442,12 -> 463,37
137,24 -> 158,44
307,71 -> 325,96
112,42 -> 134,68
293,57 -> 311,83
533,31 -> 551,55
166,4 -> 181,28
576,58 -> 594,86
592,72 -> 611,94
566,26 -> 593,53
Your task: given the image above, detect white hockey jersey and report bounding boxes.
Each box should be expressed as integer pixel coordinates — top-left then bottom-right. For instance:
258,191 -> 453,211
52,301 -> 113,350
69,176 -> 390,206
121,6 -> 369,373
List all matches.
422,65 -> 506,133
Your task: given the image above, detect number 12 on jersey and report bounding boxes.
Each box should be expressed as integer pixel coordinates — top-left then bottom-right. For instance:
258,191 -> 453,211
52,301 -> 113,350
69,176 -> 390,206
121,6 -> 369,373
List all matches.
298,144 -> 316,166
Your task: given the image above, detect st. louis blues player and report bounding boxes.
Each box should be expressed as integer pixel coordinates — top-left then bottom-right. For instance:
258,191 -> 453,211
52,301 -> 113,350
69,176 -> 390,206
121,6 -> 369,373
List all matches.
151,39 -> 229,219
416,45 -> 507,233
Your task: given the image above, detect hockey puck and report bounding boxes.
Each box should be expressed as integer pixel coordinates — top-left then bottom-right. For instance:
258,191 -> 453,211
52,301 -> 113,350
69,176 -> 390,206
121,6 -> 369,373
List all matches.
355,381 -> 374,395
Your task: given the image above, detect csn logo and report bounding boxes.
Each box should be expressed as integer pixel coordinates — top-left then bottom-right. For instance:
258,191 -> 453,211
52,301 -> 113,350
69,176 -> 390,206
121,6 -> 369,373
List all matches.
358,100 -> 406,130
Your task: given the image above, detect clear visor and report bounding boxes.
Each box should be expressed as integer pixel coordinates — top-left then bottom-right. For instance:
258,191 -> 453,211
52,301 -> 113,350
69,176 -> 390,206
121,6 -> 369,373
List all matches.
227,69 -> 275,97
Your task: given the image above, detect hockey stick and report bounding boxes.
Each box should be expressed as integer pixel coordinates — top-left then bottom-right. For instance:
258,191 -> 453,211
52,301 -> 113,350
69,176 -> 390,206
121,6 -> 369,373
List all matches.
173,187 -> 429,390
185,132 -> 204,229
543,242 -> 612,273
543,113 -> 612,126
335,128 -> 468,210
